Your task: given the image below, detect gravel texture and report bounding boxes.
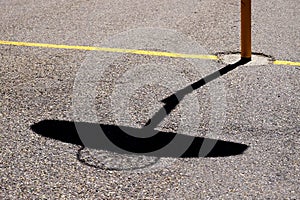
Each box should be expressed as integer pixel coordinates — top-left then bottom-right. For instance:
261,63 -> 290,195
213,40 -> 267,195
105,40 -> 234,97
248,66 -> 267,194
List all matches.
1,0 -> 299,199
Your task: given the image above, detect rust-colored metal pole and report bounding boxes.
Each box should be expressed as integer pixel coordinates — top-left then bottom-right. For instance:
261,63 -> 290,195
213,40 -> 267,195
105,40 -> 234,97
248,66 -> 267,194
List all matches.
241,0 -> 252,60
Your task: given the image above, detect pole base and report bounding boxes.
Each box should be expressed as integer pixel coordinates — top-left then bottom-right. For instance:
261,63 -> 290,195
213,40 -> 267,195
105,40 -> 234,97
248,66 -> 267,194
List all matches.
241,57 -> 252,62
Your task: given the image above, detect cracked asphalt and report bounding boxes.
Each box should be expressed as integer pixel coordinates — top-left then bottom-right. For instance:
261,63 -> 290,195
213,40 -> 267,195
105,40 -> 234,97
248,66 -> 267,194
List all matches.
1,0 -> 299,199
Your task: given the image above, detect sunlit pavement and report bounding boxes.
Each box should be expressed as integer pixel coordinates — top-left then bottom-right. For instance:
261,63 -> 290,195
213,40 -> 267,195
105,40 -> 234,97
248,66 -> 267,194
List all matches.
1,0 -> 299,199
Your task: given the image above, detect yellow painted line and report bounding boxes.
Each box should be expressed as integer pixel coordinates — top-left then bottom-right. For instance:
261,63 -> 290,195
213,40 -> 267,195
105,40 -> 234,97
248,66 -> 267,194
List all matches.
273,60 -> 300,67
0,40 -> 299,66
0,40 -> 218,60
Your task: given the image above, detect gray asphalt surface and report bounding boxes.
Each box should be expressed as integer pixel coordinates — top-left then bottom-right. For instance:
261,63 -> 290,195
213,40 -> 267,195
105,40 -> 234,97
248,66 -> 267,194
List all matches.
1,0 -> 299,199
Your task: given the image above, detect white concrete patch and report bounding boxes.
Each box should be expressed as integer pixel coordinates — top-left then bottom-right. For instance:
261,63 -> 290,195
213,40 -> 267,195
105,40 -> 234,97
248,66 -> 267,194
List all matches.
219,53 -> 272,66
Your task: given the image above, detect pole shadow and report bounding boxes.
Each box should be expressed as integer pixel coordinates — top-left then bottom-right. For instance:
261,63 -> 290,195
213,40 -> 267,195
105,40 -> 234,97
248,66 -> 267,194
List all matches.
31,59 -> 250,158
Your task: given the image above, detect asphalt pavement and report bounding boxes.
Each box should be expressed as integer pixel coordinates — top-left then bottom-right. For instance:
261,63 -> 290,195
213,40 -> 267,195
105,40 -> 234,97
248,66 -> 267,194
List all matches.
1,0 -> 299,199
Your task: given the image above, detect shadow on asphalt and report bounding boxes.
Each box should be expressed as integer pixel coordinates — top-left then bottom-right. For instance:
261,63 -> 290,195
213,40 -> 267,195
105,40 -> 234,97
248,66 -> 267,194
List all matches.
31,59 -> 250,158
31,120 -> 248,158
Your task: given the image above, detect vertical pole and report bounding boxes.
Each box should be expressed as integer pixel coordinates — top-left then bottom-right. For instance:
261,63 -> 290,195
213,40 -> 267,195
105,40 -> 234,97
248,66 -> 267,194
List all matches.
241,0 -> 251,60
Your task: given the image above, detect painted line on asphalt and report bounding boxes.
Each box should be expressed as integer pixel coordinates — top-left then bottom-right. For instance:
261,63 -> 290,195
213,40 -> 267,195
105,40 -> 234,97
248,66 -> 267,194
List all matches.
273,60 -> 300,67
0,40 -> 299,67
0,40 -> 218,60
